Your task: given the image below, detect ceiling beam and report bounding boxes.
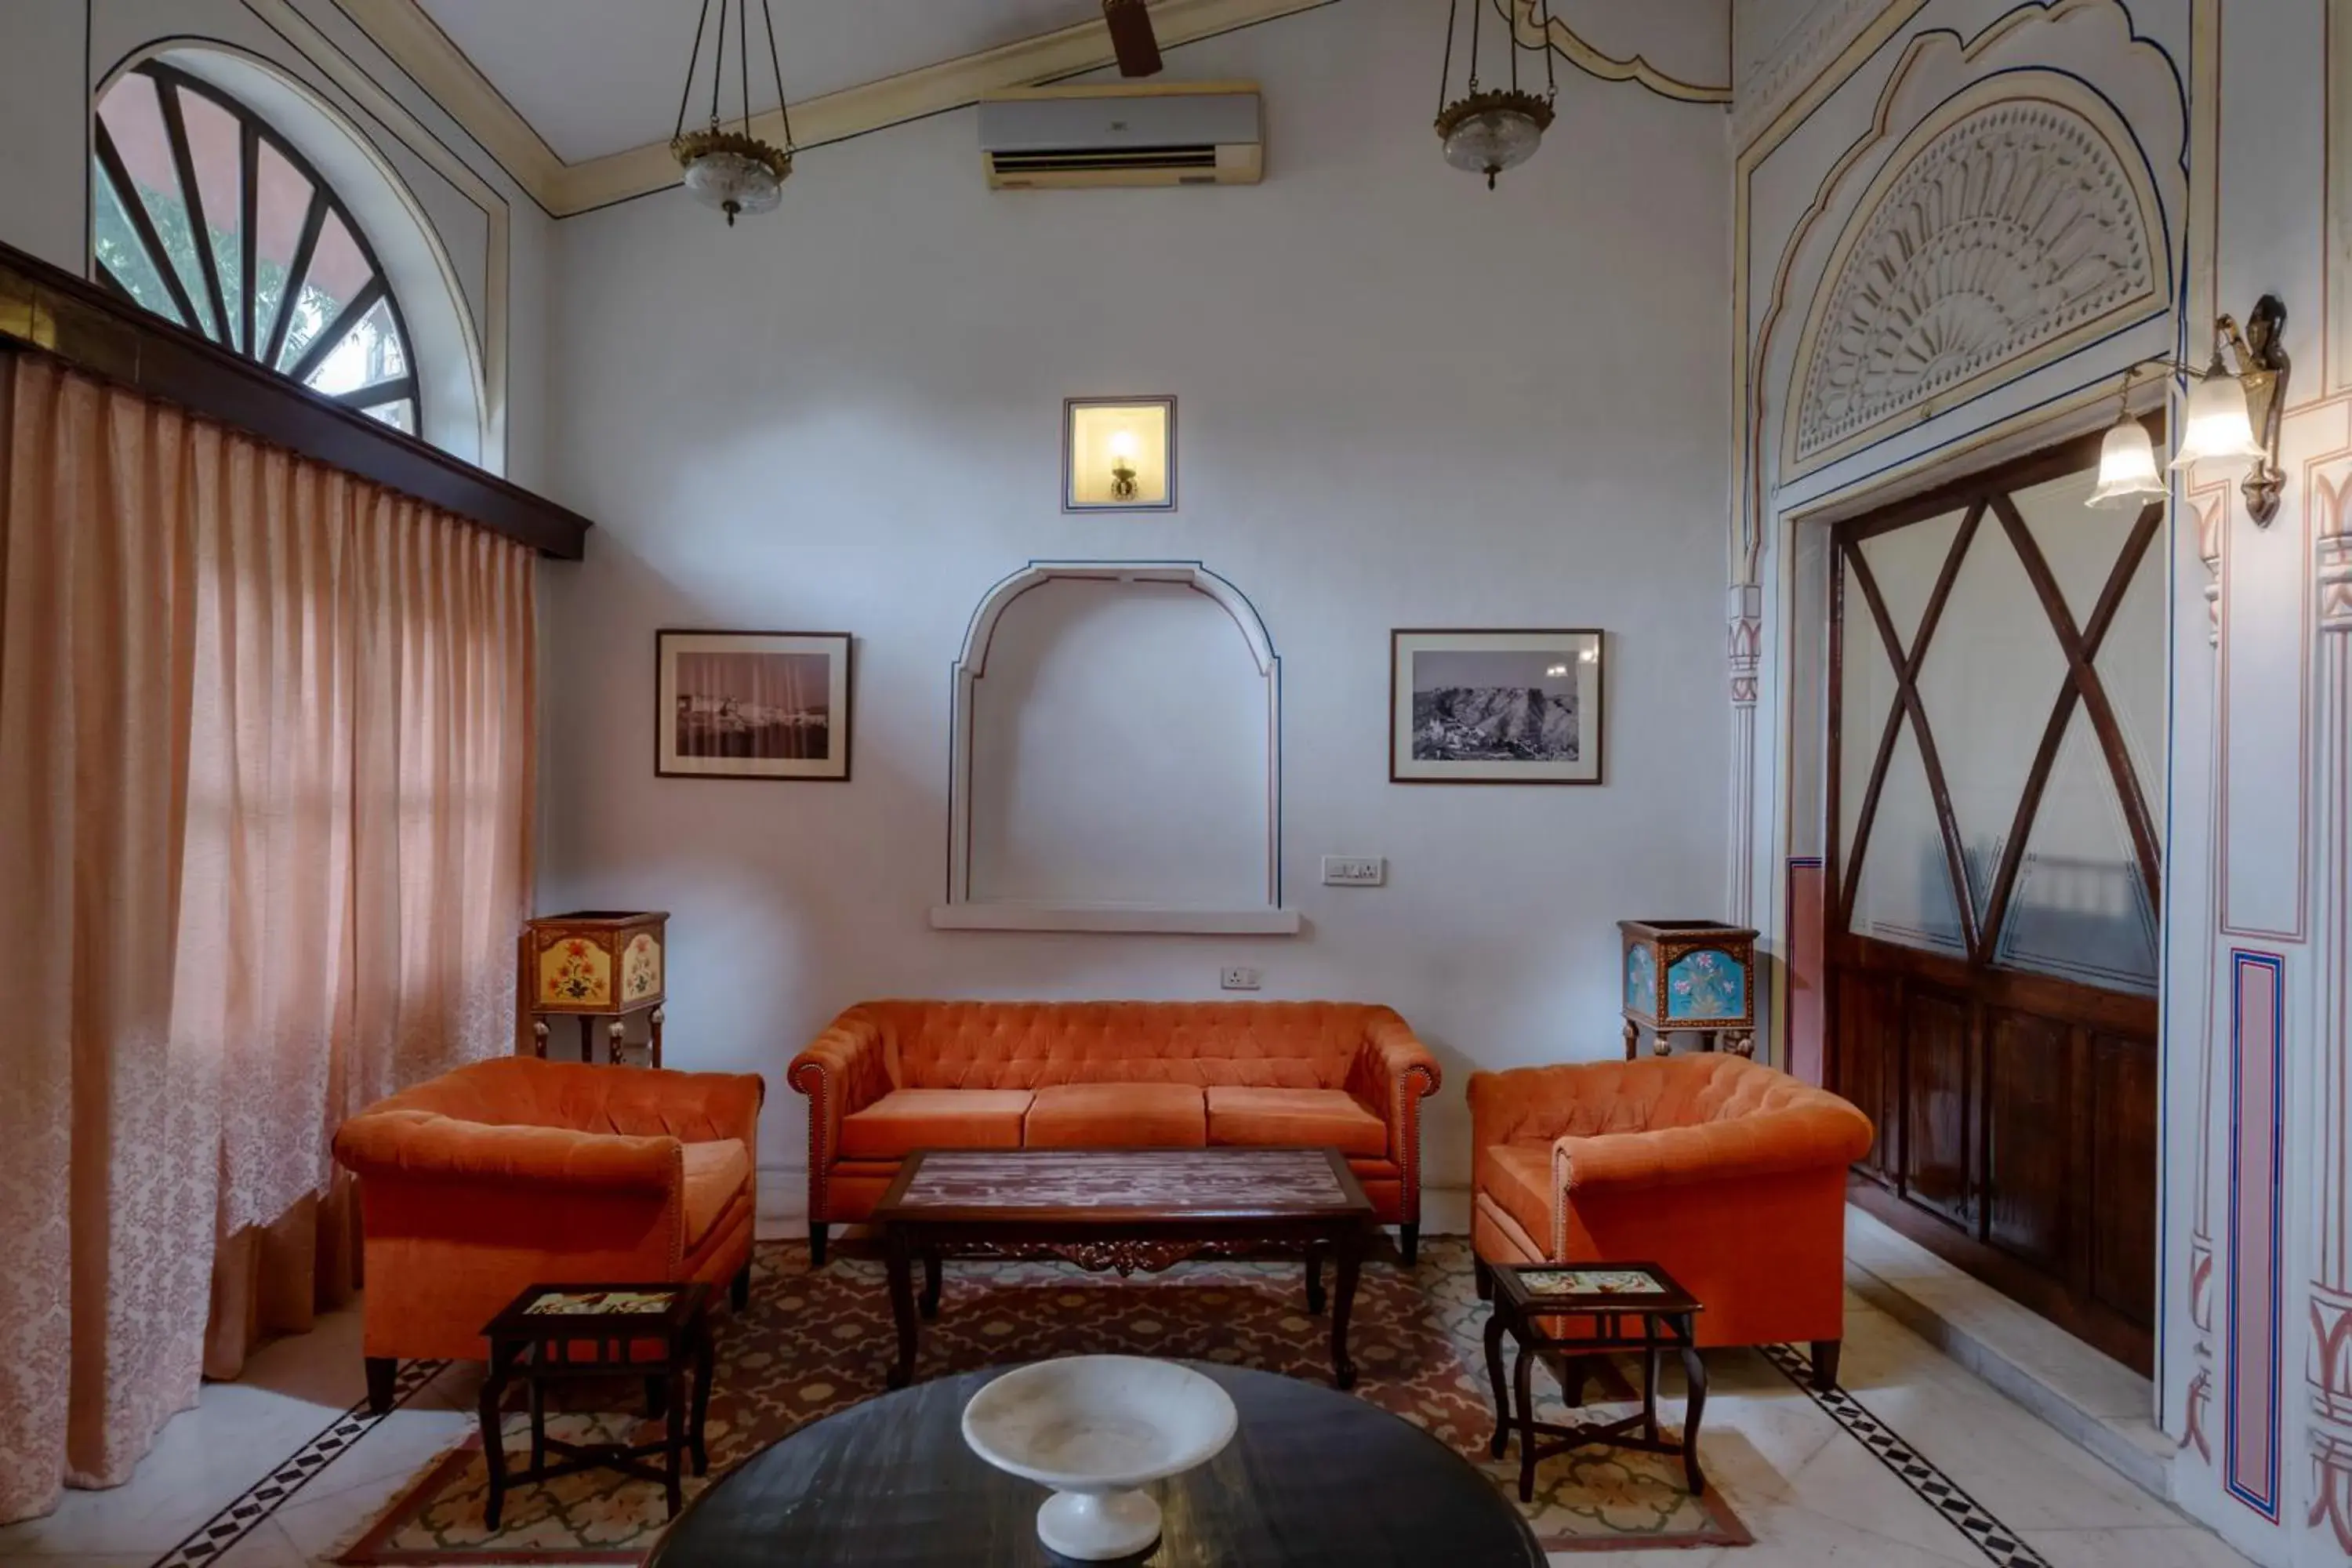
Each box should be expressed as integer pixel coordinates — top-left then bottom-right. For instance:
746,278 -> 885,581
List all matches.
336,0 -> 1334,218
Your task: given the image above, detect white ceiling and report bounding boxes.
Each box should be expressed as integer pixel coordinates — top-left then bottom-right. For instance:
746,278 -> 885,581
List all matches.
415,0 -> 1106,163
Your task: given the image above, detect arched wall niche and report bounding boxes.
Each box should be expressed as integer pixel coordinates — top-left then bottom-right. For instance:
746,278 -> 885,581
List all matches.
931,561 -> 1296,935
93,41 -> 490,467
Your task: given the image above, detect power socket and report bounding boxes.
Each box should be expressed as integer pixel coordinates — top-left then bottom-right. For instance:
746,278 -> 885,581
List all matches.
1322,856 -> 1386,887
1220,965 -> 1263,991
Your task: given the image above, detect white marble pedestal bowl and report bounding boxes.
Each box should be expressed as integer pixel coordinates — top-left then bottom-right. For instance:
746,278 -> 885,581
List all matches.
960,1356 -> 1240,1561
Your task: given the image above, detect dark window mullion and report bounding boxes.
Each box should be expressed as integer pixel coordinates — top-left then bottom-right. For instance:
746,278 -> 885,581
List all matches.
156,77 -> 230,345
92,119 -> 204,333
285,274 -> 386,388
239,118 -> 258,359
96,263 -> 140,307
260,187 -> 328,372
331,375 -> 416,410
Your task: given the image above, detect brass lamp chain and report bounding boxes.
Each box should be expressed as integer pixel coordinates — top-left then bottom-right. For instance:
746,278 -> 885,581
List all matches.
670,0 -> 793,151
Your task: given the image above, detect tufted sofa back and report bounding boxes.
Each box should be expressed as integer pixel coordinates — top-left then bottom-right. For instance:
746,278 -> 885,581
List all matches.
842,1000 -> 1396,1091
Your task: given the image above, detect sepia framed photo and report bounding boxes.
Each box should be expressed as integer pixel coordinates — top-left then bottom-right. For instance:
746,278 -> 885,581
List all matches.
655,630 -> 852,780
1390,628 -> 1605,785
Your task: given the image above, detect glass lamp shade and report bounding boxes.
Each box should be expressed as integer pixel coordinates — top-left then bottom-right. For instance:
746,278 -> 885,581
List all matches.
2170,354 -> 2267,469
672,129 -> 791,226
1436,91 -> 1554,189
2085,416 -> 2166,507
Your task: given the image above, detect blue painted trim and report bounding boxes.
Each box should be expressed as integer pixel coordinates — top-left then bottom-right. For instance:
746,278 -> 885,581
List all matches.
2222,949 -> 2285,1523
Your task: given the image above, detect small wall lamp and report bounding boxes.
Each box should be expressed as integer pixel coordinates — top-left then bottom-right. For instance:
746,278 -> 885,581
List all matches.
2087,294 -> 2291,521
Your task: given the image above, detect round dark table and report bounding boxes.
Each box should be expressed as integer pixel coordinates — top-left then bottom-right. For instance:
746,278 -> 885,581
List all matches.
650,1362 -> 1544,1566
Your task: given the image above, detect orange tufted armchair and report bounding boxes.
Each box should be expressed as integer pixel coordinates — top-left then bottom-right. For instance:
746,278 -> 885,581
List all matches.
788,1000 -> 1442,1265
1468,1054 -> 1871,1388
333,1057 -> 764,1413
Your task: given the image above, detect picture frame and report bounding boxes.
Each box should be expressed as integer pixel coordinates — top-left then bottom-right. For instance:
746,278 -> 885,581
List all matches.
1064,396 -> 1177,512
1389,628 -> 1605,785
655,629 -> 853,781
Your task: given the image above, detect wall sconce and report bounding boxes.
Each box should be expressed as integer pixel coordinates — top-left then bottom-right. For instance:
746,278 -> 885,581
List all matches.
1065,397 -> 1176,512
2084,294 -> 2290,522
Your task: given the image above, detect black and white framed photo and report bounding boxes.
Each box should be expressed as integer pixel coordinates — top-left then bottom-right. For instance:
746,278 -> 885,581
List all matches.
655,630 -> 852,780
1389,629 -> 1605,784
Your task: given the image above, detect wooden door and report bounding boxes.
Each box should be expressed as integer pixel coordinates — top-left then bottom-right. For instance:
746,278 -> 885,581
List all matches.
1825,426 -> 2164,1373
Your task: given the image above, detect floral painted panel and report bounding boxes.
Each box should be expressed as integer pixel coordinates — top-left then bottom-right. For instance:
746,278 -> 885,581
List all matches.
538,938 -> 612,1008
1663,949 -> 1746,1022
622,932 -> 662,1000
1624,942 -> 1657,1014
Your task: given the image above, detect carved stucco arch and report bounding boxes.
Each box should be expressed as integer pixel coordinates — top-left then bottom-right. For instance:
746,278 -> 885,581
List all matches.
1782,74 -> 2165,479
932,561 -> 1293,934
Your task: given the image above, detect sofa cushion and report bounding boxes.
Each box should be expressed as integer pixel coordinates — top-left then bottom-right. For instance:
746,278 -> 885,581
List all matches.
839,1089 -> 1033,1160
1476,1141 -> 1556,1249
1025,1083 -> 1207,1148
1203,1087 -> 1388,1157
681,1138 -> 752,1247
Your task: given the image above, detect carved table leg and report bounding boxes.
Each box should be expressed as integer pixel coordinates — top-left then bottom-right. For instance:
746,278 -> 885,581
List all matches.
1678,1312 -> 1708,1495
479,1339 -> 514,1530
1513,1340 -> 1538,1503
920,1249 -> 942,1321
649,1005 -> 665,1069
1305,1246 -> 1326,1315
884,1229 -> 919,1389
606,1017 -> 627,1065
531,1018 -> 549,1059
1483,1301 -> 1512,1459
1330,1224 -> 1363,1390
689,1314 -> 714,1476
1642,1314 -> 1662,1443
1622,1018 -> 1638,1061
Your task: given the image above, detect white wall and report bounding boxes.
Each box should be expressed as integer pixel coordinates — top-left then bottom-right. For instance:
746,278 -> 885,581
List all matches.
539,0 -> 1733,1213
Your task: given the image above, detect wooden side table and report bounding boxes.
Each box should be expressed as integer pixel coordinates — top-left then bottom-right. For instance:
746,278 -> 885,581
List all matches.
521,910 -> 668,1065
1619,919 -> 1756,1059
1481,1261 -> 1708,1502
477,1282 -> 713,1527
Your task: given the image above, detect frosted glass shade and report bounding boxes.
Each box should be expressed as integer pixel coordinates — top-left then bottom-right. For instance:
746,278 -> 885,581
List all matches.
2086,417 -> 2165,508
2170,357 -> 2267,469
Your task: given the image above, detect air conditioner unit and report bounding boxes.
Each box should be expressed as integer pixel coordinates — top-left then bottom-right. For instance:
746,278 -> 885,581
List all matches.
978,82 -> 1262,190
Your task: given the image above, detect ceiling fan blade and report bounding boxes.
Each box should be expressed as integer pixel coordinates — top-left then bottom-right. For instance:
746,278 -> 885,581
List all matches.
1102,0 -> 1163,78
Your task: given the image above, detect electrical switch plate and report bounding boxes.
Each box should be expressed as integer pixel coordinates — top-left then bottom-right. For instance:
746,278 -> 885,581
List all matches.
1321,856 -> 1386,887
1220,965 -> 1263,991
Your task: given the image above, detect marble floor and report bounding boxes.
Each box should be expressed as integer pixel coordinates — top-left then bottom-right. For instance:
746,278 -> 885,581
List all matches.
0,1270 -> 2251,1568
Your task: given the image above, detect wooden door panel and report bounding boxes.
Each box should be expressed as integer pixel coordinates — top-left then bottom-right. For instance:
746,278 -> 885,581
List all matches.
1900,985 -> 1973,1225
2087,1030 -> 2158,1329
1833,970 -> 1897,1181
1984,1008 -> 2071,1274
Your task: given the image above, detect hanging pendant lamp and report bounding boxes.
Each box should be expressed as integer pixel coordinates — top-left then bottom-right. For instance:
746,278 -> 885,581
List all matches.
670,0 -> 796,227
1434,0 -> 1557,189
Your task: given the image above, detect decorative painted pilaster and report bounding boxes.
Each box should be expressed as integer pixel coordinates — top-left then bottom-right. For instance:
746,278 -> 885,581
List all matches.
2308,481 -> 2352,1553
1726,585 -> 1762,926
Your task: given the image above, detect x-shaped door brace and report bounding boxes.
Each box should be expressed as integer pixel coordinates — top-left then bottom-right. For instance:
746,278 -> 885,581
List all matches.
1836,494 -> 2163,969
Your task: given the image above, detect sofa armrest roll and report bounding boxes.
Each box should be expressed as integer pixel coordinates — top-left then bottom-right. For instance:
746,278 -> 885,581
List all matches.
333,1109 -> 684,1196
1347,1010 -> 1441,1174
787,1009 -> 892,1179
1552,1100 -> 1873,1196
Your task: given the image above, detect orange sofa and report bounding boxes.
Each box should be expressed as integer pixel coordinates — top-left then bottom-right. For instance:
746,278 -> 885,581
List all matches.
788,1000 -> 1442,1264
332,1057 -> 764,1413
1468,1054 -> 1871,1387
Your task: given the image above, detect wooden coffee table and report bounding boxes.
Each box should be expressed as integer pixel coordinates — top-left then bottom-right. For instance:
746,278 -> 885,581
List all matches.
873,1147 -> 1375,1390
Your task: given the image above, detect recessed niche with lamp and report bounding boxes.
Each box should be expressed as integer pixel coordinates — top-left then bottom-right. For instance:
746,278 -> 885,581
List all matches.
1065,397 -> 1175,512
2085,294 -> 2290,519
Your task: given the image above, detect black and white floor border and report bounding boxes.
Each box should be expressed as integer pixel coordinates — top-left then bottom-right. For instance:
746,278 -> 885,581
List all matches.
1761,1341 -> 2051,1568
145,1357 -> 448,1568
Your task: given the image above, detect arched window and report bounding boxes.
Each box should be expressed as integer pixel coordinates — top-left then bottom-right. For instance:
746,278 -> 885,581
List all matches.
93,60 -> 420,436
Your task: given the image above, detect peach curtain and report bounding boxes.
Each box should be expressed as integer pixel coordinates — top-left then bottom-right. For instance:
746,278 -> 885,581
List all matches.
0,357 -> 535,1522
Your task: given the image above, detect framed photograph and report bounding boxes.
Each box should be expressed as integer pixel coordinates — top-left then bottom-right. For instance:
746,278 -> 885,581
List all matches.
1389,629 -> 1605,785
1064,396 -> 1176,512
655,630 -> 852,780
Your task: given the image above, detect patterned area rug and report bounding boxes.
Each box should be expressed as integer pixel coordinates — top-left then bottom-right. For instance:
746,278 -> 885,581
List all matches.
338,1237 -> 1748,1562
